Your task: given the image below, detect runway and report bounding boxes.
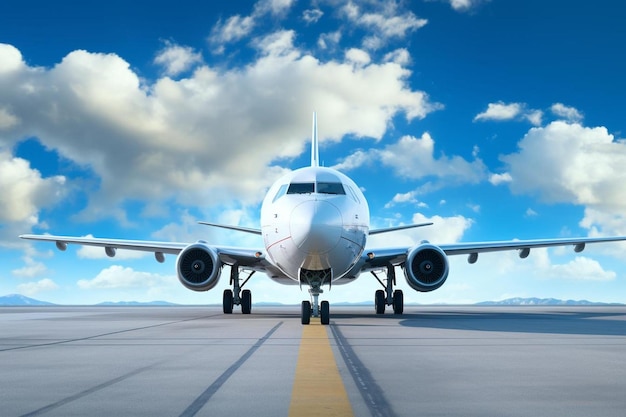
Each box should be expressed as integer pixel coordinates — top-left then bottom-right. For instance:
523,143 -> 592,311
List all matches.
1,305 -> 625,416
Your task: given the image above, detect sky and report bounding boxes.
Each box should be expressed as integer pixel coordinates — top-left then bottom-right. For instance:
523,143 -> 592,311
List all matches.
2,0 -> 626,305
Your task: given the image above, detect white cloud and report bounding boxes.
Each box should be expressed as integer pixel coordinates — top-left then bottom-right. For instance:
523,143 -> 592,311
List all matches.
383,48 -> 411,66
368,212 -> 473,248
0,43 -> 24,73
303,8 -> 323,24
76,236 -> 148,260
0,41 -> 437,222
474,101 -> 542,125
208,0 -> 294,50
474,101 -> 522,121
0,107 -> 20,129
378,133 -> 486,183
345,48 -> 371,66
154,41 -> 203,76
17,278 -> 59,295
77,265 -> 173,289
210,14 -> 256,46
11,257 -> 47,278
0,151 -> 66,224
502,120 -> 626,239
489,172 -> 512,185
318,31 -> 342,50
547,256 -> 616,281
551,102 -> 583,122
339,0 -> 428,49
446,0 -> 491,12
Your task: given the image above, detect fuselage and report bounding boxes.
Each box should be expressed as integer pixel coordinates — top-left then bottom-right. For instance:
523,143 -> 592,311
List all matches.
260,166 -> 370,284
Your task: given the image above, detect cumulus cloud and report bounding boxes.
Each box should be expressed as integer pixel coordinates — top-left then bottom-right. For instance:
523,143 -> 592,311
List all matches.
11,256 -> 48,278
489,172 -> 512,185
0,40 -> 437,223
0,151 -> 66,224
501,120 -> 626,237
551,103 -> 583,122
77,265 -> 173,289
154,41 -> 203,76
336,132 -> 486,187
474,101 -> 542,125
368,212 -> 473,248
17,278 -> 59,295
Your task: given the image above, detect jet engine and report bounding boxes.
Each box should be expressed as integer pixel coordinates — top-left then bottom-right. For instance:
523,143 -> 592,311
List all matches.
176,243 -> 222,291
404,243 -> 449,292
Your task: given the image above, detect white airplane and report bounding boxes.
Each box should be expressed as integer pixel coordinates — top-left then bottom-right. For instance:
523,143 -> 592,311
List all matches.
20,114 -> 626,324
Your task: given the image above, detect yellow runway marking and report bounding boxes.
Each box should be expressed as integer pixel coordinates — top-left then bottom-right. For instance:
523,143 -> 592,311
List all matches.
289,320 -> 354,417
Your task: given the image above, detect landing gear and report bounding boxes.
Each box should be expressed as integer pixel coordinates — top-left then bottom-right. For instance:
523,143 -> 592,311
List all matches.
300,275 -> 331,325
371,263 -> 404,315
223,263 -> 255,314
301,301 -> 311,325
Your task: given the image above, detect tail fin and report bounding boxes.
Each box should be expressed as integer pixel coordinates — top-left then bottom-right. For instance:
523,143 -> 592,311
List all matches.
311,112 -> 319,167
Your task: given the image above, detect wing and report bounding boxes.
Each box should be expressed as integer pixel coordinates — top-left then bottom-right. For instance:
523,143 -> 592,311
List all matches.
357,235 -> 626,272
19,234 -> 273,272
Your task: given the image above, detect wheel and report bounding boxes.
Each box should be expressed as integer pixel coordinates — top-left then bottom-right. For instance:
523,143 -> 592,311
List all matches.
301,301 -> 311,325
320,300 -> 330,325
241,289 -> 252,314
223,289 -> 233,314
393,290 -> 404,315
375,290 -> 385,314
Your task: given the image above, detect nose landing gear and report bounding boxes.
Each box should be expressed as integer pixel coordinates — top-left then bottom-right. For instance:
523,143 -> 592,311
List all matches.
301,281 -> 330,325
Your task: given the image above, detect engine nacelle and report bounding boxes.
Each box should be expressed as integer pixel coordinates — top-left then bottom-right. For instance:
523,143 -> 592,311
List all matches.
404,243 -> 449,292
176,243 -> 222,292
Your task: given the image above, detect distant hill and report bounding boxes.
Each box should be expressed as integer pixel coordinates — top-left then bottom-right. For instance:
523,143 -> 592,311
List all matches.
476,297 -> 623,306
0,294 -> 56,306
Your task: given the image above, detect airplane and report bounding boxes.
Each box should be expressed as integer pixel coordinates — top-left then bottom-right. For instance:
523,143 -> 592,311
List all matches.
20,113 -> 626,325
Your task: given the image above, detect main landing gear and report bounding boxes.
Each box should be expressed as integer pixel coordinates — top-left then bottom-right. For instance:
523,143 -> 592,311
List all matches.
371,263 -> 404,315
223,263 -> 254,314
301,282 -> 330,325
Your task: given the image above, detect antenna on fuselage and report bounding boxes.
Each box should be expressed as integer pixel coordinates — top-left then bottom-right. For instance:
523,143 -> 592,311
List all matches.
311,112 -> 319,167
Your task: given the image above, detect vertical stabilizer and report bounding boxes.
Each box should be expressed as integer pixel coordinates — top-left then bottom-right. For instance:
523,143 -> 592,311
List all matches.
311,112 -> 319,167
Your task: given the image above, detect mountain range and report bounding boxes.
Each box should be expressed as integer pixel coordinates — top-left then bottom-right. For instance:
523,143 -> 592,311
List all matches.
0,294 -> 623,306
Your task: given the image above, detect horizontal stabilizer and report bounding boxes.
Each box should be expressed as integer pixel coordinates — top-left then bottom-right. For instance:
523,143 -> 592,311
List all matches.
369,222 -> 434,235
198,221 -> 262,235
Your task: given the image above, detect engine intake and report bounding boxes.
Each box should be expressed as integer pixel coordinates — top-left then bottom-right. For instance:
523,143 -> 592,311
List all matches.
404,244 -> 449,292
176,243 -> 222,291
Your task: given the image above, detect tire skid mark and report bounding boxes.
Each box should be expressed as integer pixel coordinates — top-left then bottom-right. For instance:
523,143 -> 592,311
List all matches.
20,361 -> 163,417
178,321 -> 284,417
0,313 -> 222,352
330,322 -> 397,417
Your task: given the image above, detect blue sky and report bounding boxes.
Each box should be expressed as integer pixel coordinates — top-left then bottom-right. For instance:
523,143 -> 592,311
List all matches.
2,0 -> 626,305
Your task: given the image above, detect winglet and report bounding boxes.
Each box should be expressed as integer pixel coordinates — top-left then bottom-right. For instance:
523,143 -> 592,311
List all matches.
311,112 -> 319,167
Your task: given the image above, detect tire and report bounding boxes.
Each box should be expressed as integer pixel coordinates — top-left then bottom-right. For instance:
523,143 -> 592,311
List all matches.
393,290 -> 404,315
375,290 -> 385,315
301,300 -> 311,325
320,300 -> 330,325
241,289 -> 252,314
223,289 -> 233,314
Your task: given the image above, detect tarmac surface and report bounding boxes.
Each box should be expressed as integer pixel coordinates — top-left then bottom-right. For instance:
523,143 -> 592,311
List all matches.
1,305 -> 625,417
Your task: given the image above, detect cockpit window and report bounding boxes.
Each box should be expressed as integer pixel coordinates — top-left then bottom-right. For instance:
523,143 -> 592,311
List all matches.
287,182 -> 315,194
272,184 -> 288,202
317,182 -> 345,195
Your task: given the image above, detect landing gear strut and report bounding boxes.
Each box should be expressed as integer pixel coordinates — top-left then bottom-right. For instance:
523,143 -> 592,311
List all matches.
371,263 -> 404,315
300,280 -> 330,325
223,263 -> 254,314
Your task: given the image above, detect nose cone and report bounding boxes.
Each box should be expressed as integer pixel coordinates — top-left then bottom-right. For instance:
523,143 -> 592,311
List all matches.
290,200 -> 342,254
